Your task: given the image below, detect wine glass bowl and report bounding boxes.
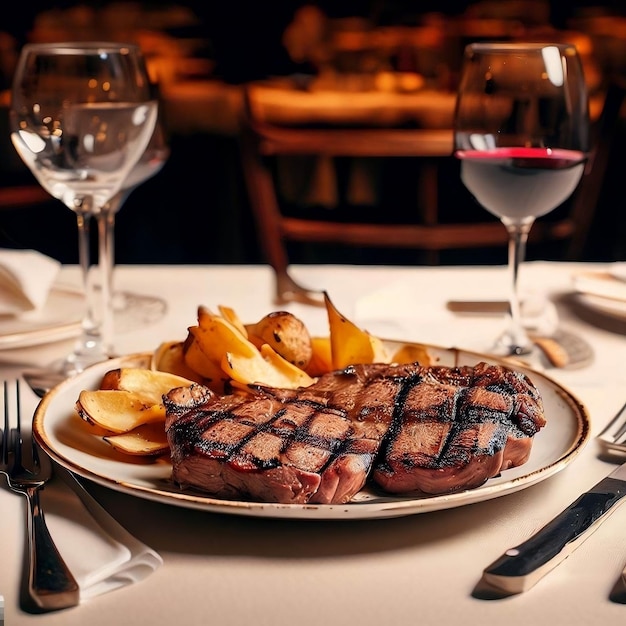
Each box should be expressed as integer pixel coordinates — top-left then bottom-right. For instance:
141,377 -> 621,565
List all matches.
106,121 -> 170,327
10,42 -> 158,375
453,42 -> 589,357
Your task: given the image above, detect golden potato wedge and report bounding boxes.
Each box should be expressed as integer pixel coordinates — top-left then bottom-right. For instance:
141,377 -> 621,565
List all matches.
324,292 -> 390,369
182,329 -> 230,392
103,423 -> 169,456
306,336 -> 333,376
222,343 -> 314,389
245,311 -> 313,369
100,367 -> 193,400
258,344 -> 315,386
217,304 -> 248,337
391,343 -> 435,366
76,389 -> 165,433
193,315 -> 259,361
152,340 -> 205,383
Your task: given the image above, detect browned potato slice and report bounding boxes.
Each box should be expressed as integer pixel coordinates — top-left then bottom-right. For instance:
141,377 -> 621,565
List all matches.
245,311 -> 313,369
76,390 -> 165,433
324,292 -> 390,369
221,343 -> 314,389
152,340 -> 205,383
100,367 -> 193,400
306,336 -> 333,376
103,423 -> 169,456
194,314 -> 259,360
183,329 -> 231,393
217,304 -> 248,337
391,343 -> 435,366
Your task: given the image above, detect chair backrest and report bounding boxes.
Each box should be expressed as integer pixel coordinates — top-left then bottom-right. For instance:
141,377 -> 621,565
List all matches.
238,81 -> 619,303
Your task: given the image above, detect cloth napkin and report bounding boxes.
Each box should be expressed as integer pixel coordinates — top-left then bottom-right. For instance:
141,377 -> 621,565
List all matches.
41,467 -> 162,602
0,249 -> 61,316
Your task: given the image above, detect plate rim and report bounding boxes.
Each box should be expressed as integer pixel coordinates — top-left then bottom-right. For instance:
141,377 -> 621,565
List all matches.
33,346 -> 591,520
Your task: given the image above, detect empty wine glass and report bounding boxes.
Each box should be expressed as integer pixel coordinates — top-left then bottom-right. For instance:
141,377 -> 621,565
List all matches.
10,42 -> 158,376
453,42 -> 589,357
105,121 -> 170,329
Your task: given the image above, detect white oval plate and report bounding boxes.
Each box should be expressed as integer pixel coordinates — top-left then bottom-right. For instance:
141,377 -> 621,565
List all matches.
0,286 -> 83,349
33,345 -> 590,520
572,270 -> 626,322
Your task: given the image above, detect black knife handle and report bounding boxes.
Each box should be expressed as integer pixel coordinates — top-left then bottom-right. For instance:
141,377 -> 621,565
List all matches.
483,479 -> 626,594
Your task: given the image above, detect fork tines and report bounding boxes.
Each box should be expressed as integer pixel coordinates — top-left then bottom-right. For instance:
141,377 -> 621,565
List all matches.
2,380 -> 22,468
598,400 -> 626,452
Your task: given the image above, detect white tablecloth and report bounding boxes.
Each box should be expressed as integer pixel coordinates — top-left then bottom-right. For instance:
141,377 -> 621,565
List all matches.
1,262 -> 625,626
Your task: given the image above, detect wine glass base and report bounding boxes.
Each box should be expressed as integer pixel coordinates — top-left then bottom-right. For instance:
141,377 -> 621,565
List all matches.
23,352 -> 110,397
113,291 -> 167,333
489,339 -> 534,359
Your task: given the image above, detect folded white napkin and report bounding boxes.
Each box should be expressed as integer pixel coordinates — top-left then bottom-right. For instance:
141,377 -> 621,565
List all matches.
41,468 -> 162,602
0,249 -> 61,316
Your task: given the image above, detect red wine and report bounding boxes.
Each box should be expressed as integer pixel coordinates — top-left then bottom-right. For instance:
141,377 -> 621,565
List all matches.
455,147 -> 586,221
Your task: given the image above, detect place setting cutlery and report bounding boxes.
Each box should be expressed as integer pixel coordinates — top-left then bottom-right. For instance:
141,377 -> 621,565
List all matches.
474,399 -> 626,602
1,378 -> 162,613
1,379 -> 79,611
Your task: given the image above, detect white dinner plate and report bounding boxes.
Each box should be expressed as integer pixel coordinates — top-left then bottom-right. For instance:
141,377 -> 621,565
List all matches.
575,293 -> 626,322
33,345 -> 590,520
0,286 -> 83,350
572,270 -> 626,322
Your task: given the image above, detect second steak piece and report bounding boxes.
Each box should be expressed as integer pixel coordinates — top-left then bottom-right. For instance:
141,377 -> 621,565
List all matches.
371,361 -> 546,495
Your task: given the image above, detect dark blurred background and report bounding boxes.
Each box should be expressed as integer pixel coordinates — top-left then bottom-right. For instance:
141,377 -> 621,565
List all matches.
1,1 -> 625,266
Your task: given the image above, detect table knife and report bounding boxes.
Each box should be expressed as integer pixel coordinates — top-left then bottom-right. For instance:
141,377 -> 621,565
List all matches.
482,462 -> 626,595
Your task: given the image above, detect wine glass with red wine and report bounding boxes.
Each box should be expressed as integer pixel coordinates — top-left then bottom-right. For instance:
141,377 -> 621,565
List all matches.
453,42 -> 589,357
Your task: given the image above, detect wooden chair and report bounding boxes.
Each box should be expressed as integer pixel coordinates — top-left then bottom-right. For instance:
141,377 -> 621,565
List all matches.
563,78 -> 626,260
238,81 -> 622,305
0,185 -> 51,211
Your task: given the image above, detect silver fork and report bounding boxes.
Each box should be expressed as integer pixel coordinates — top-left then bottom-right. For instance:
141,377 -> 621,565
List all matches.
597,400 -> 626,454
0,379 -> 80,611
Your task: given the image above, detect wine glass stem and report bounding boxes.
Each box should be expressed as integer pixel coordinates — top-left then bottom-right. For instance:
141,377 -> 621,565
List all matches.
503,219 -> 534,355
103,192 -> 127,312
98,208 -> 116,357
71,211 -> 107,371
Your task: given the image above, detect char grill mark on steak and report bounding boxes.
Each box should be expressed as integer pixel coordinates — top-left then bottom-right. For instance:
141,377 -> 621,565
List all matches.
164,361 -> 546,503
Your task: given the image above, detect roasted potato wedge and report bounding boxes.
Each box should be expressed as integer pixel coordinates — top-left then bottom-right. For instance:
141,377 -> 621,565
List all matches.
324,292 -> 390,369
222,343 -> 314,389
391,343 -> 434,366
100,367 -> 193,399
152,340 -> 205,383
76,389 -> 166,433
306,336 -> 333,376
217,304 -> 248,338
194,314 -> 259,360
103,423 -> 169,456
182,329 -> 231,392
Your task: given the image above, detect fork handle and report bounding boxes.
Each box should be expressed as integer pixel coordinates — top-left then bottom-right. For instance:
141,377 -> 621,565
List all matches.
24,485 -> 80,610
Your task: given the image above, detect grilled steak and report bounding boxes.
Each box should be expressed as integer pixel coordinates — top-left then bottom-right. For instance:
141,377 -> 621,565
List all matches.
163,361 -> 545,504
371,361 -> 545,494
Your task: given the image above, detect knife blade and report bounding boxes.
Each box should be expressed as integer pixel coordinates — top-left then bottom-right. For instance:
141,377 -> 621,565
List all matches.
482,462 -> 626,595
